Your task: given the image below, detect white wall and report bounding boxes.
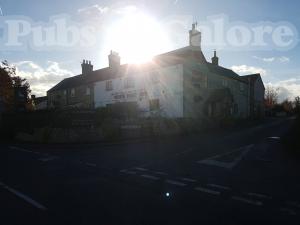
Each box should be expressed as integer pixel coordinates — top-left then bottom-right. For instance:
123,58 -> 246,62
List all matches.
94,64 -> 184,118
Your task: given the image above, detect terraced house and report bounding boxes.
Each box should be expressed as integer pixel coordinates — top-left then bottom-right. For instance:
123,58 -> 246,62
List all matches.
47,24 -> 265,119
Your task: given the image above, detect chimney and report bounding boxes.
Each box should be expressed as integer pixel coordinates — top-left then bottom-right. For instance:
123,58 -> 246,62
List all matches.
211,50 -> 219,66
81,59 -> 93,75
108,51 -> 121,69
189,23 -> 201,48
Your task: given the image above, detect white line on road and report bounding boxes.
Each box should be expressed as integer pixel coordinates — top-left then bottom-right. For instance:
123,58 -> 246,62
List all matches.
38,156 -> 59,162
166,180 -> 187,187
194,187 -> 220,195
10,146 -> 37,154
85,163 -> 96,167
10,146 -> 49,157
0,181 -> 47,211
247,192 -> 272,199
175,148 -> 193,156
135,167 -> 148,171
124,171 -> 137,175
268,137 -> 281,140
286,201 -> 300,208
181,178 -> 197,183
280,208 -> 297,215
207,184 -> 231,191
232,196 -> 263,206
140,174 -> 160,180
154,171 -> 168,176
198,144 -> 254,169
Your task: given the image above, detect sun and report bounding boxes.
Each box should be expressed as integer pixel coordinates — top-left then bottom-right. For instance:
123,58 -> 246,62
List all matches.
106,13 -> 171,64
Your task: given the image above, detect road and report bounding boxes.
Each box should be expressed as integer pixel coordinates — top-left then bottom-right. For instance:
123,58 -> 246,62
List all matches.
0,117 -> 299,225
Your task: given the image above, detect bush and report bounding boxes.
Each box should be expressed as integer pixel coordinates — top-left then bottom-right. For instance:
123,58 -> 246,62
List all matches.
283,115 -> 300,156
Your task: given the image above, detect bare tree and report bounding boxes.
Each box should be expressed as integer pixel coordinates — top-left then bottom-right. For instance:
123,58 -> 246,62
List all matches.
294,96 -> 300,114
265,85 -> 279,109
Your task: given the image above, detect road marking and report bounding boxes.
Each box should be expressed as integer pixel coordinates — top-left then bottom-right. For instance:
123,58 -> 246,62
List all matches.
10,146 -> 37,154
38,156 -> 59,162
268,137 -> 281,140
124,171 -> 137,175
286,201 -> 300,208
135,167 -> 148,171
0,181 -> 47,211
194,187 -> 220,195
85,163 -> 96,167
207,184 -> 231,191
120,169 -> 127,173
175,148 -> 193,156
166,180 -> 187,187
198,144 -> 254,169
10,146 -> 49,157
140,174 -> 160,180
199,160 -> 233,169
247,192 -> 272,199
232,196 -> 263,206
280,208 -> 297,215
154,171 -> 168,176
181,178 -> 197,183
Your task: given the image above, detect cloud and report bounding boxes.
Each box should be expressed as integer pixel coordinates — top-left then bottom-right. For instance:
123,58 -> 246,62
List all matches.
279,56 -> 290,63
267,77 -> 300,102
253,56 -> 275,62
231,65 -> 267,76
77,4 -> 109,16
113,5 -> 137,15
14,61 -> 74,97
253,56 -> 290,63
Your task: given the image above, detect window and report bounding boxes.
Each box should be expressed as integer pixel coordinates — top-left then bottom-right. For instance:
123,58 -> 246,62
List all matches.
194,95 -> 203,103
114,93 -> 125,100
127,92 -> 137,98
139,90 -> 148,101
150,71 -> 159,84
106,80 -> 113,91
240,83 -> 245,91
203,75 -> 208,88
63,90 -> 67,96
192,72 -> 207,88
86,87 -> 91,95
149,99 -> 160,111
222,79 -> 228,87
124,77 -> 135,89
71,88 -> 75,97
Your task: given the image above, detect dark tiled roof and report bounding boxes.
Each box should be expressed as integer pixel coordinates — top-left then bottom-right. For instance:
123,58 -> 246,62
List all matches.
207,63 -> 247,83
48,46 -> 203,93
241,74 -> 260,80
48,46 -> 250,92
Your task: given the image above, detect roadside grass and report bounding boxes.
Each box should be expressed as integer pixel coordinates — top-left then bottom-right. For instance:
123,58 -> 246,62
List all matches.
283,114 -> 300,156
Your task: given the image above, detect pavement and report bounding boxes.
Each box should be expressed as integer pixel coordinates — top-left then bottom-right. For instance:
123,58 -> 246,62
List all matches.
0,117 -> 299,225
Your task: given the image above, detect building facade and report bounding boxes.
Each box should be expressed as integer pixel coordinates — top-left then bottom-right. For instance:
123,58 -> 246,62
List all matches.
47,24 -> 265,119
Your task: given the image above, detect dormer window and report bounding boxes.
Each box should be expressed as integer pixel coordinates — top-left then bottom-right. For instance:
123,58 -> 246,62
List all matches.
71,88 -> 75,97
124,77 -> 135,89
106,80 -> 113,91
86,87 -> 91,95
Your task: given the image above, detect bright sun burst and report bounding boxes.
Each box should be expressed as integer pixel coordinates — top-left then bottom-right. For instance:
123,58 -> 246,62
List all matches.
106,13 -> 171,64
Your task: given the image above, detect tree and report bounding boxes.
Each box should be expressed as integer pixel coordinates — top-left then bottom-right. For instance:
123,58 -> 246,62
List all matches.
281,99 -> 293,114
0,60 -> 31,112
265,85 -> 279,109
294,96 -> 300,114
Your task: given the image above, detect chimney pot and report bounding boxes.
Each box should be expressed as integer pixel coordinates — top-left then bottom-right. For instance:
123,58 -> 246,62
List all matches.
81,60 -> 93,75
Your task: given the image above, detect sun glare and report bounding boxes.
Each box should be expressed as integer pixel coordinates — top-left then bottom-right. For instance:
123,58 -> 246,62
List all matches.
106,13 -> 171,64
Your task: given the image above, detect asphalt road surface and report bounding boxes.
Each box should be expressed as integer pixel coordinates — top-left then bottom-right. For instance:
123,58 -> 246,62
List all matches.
0,117 -> 300,225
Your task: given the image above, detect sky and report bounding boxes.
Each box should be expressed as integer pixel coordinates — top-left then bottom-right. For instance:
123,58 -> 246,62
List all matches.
0,0 -> 299,101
